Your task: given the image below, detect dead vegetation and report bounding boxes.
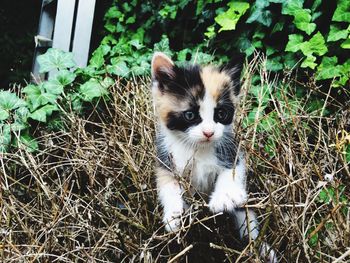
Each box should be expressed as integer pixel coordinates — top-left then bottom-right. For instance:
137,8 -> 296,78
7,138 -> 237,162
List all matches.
1,57 -> 350,262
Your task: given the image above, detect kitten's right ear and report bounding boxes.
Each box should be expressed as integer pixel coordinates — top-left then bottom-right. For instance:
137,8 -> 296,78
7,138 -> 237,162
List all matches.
151,52 -> 175,85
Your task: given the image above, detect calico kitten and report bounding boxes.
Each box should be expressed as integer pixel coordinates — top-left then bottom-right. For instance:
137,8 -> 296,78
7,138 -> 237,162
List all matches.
151,52 -> 277,262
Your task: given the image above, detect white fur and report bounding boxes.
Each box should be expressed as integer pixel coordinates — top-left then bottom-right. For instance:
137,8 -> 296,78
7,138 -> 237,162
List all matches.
187,91 -> 225,144
260,242 -> 278,263
234,209 -> 259,239
159,124 -> 226,194
208,161 -> 248,213
158,179 -> 184,232
152,52 -> 278,261
234,209 -> 278,262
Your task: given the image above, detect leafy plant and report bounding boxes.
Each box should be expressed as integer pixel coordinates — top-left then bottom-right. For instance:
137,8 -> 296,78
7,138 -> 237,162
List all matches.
90,0 -> 349,91
0,48 -> 115,153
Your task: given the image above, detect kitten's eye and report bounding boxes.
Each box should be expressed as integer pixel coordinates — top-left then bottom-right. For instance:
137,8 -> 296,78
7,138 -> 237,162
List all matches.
183,111 -> 196,121
216,108 -> 228,121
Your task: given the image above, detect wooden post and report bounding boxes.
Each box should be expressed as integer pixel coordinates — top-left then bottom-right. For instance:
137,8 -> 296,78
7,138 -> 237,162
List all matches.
32,0 -> 96,79
32,0 -> 56,79
52,0 -> 76,51
72,0 -> 96,68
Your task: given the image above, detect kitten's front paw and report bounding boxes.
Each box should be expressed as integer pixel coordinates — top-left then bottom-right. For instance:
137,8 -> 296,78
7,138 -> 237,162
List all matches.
209,185 -> 247,213
163,209 -> 183,232
260,242 -> 278,263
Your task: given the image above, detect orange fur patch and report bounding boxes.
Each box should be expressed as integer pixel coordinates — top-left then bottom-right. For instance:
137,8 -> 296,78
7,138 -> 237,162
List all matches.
200,66 -> 231,101
156,166 -> 179,188
153,90 -> 190,123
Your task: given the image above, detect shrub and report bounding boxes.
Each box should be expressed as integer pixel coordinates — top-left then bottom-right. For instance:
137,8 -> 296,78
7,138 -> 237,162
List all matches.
92,0 -> 349,88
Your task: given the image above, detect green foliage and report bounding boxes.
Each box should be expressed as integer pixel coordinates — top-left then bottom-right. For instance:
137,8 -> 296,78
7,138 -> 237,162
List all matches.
4,0 -> 350,154
305,184 -> 349,248
37,48 -> 76,73
1,48 -> 114,153
79,78 -> 109,102
90,0 -> 349,91
215,2 -> 250,32
286,32 -> 328,69
0,91 -> 26,121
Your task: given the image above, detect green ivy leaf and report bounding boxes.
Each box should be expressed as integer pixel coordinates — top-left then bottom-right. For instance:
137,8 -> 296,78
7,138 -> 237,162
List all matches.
204,25 -> 216,39
104,6 -> 123,20
246,0 -> 272,27
55,70 -> 76,86
101,77 -> 115,88
271,21 -> 284,34
18,134 -> 39,153
316,56 -> 342,80
346,145 -> 350,162
0,91 -> 26,121
129,39 -> 143,50
153,35 -> 172,56
37,48 -> 76,73
0,124 -> 11,153
126,16 -> 136,24
90,44 -> 111,68
29,104 -> 58,123
284,53 -> 298,69
282,2 -> 316,35
296,21 -> 316,35
285,34 -> 304,52
215,2 -> 250,32
266,56 -> 284,71
0,109 -> 9,121
327,25 -> 349,42
10,121 -> 27,132
260,113 -> 278,132
266,46 -> 277,56
287,32 -> 327,69
341,38 -> 350,49
79,79 -> 108,102
311,0 -> 322,12
332,0 -> 350,22
43,79 -> 64,95
15,106 -> 29,122
304,32 -> 328,56
177,48 -> 191,61
191,52 -> 214,64
301,55 -> 317,69
131,60 -> 150,76
107,60 -> 130,77
23,84 -> 57,111
308,230 -> 318,247
0,90 -> 26,111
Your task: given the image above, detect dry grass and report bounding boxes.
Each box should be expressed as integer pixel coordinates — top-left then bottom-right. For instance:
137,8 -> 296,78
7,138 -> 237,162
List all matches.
1,57 -> 350,262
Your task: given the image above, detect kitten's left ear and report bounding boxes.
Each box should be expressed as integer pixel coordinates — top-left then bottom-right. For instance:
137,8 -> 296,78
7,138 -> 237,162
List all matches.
151,52 -> 175,84
222,53 -> 245,95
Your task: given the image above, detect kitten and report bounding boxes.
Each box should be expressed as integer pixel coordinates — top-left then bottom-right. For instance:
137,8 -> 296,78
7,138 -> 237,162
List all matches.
151,52 -> 277,262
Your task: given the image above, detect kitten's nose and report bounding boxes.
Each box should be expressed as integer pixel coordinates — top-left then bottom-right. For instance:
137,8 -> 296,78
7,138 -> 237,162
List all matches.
203,131 -> 214,138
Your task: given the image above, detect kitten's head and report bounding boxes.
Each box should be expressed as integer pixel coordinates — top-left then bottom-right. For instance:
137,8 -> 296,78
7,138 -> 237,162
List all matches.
151,52 -> 244,147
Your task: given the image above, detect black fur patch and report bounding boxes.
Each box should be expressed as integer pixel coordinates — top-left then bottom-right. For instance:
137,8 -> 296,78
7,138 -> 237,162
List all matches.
158,64 -> 206,132
167,108 -> 202,131
155,132 -> 173,170
215,131 -> 237,169
220,53 -> 245,96
156,64 -> 205,102
214,87 -> 235,125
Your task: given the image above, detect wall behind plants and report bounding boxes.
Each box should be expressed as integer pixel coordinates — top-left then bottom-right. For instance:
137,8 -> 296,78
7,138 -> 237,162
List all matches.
0,0 -> 41,88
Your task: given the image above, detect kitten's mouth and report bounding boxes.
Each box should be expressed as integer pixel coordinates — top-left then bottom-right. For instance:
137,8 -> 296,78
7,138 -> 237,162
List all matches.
200,138 -> 213,143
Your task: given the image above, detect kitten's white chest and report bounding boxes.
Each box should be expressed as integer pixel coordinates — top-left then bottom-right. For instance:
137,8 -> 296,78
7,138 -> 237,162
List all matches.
169,143 -> 221,194
192,149 -> 220,193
